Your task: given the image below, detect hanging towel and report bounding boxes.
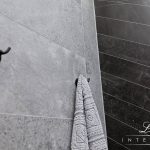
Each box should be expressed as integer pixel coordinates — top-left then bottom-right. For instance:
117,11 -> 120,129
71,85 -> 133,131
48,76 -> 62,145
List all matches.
71,74 -> 108,150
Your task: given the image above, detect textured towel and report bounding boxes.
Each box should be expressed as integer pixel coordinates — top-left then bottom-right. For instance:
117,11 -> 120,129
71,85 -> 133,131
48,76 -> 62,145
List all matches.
71,75 -> 108,150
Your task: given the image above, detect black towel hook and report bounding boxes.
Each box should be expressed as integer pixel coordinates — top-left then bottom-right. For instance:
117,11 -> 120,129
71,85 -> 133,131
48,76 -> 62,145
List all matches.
0,47 -> 11,62
75,78 -> 90,86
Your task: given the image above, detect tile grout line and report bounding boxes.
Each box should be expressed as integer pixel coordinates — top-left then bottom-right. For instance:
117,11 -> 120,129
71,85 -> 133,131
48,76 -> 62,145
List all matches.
95,0 -> 108,2
97,33 -> 150,48
99,51 -> 150,68
105,113 -> 139,132
101,75 -> 117,83
101,71 -> 150,90
95,2 -> 131,8
107,136 -> 131,150
95,1 -> 150,8
0,112 -> 73,120
0,11 -> 63,48
103,91 -> 150,115
0,10 -> 86,65
101,0 -> 150,8
96,15 -> 150,28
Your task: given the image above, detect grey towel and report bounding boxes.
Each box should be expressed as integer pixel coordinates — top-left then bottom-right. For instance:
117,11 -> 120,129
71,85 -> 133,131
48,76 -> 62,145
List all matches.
71,75 -> 108,150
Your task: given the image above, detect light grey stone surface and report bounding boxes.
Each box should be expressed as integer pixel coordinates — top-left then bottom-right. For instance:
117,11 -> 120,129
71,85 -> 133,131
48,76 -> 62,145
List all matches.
0,0 -> 106,130
0,0 -> 84,54
0,14 -> 86,118
0,0 -> 107,148
0,114 -> 72,150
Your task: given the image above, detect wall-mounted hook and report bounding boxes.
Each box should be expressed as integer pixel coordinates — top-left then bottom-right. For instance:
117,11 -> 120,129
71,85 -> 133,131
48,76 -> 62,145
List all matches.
75,78 -> 90,86
0,47 -> 11,62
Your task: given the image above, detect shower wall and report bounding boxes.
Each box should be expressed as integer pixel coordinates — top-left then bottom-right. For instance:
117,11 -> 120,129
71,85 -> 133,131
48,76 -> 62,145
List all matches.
0,0 -> 106,149
95,0 -> 150,149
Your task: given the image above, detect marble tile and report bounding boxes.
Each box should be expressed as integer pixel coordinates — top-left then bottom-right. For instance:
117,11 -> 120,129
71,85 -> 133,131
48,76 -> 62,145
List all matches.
107,138 -> 128,150
100,53 -> 150,88
96,17 -> 150,45
0,0 -> 84,53
0,14 -> 86,118
95,3 -> 150,25
103,94 -> 112,114
100,0 -> 150,6
98,34 -> 150,66
0,115 -> 25,150
0,114 -> 72,150
106,115 -> 150,150
95,1 -> 150,149
23,116 -> 72,150
101,72 -> 150,111
104,93 -> 150,131
105,115 -> 143,150
82,0 -> 107,135
94,0 -> 117,8
95,0 -> 150,6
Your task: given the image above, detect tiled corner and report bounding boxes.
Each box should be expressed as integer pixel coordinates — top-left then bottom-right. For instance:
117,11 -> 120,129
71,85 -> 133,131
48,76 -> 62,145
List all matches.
81,0 -> 107,135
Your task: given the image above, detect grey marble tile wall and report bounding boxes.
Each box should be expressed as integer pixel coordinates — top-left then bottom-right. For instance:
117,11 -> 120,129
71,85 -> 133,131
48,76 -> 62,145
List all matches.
94,0 -> 150,149
0,0 -> 106,149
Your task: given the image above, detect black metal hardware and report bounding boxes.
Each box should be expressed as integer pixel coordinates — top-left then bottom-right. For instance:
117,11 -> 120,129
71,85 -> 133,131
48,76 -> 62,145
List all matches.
75,78 -> 90,86
0,47 -> 11,62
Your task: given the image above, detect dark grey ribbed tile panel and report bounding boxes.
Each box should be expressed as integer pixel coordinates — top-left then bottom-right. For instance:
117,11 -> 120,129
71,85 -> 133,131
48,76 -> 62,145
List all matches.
101,72 -> 150,111
100,53 -> 150,88
96,17 -> 150,45
94,0 -> 117,8
95,0 -> 150,6
98,34 -> 150,66
104,93 -> 150,131
106,115 -> 150,150
107,138 -> 129,150
95,3 -> 150,25
95,0 -> 150,149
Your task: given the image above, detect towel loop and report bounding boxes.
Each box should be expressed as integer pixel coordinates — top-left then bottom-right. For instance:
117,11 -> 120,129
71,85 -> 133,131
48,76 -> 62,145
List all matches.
75,78 -> 90,86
